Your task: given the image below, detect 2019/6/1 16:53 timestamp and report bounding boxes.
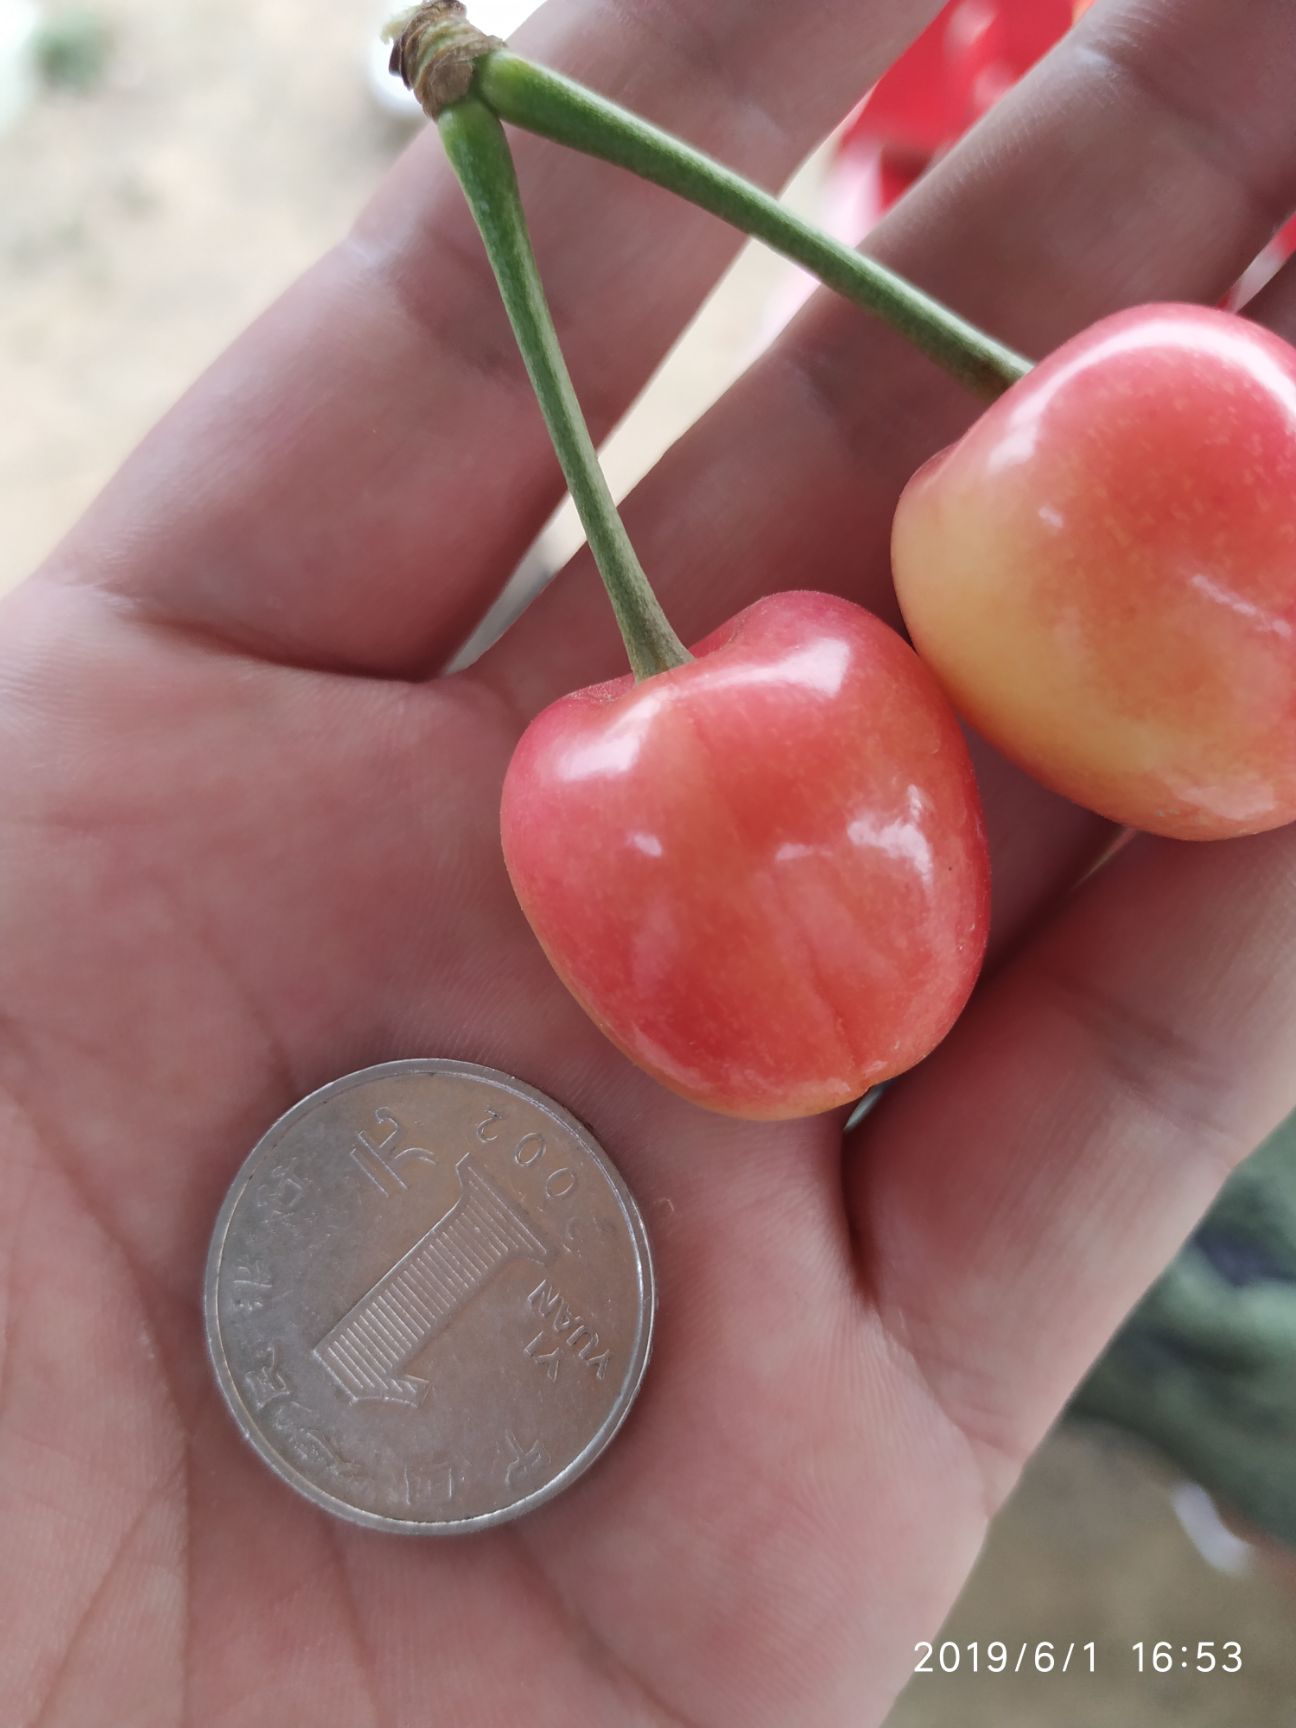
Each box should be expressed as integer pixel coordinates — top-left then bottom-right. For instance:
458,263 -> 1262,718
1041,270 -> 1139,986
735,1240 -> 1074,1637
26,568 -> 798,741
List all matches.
913,1641 -> 1244,1677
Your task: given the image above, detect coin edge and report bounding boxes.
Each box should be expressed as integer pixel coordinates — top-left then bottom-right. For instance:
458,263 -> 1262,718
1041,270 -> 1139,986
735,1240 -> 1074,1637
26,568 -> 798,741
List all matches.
203,1058 -> 656,1536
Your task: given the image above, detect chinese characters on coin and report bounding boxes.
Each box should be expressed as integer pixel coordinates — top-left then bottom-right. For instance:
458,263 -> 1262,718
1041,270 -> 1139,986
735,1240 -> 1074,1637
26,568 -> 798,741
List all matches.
204,1061 -> 655,1533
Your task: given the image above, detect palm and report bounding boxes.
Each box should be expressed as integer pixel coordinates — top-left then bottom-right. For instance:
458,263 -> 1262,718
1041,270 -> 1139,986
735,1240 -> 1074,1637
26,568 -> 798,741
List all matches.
0,609 -> 886,1724
7,1 -> 1296,1724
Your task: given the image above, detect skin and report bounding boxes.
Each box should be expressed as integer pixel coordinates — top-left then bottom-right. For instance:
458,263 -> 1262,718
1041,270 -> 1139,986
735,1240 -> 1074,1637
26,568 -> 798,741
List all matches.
893,304 -> 1296,839
503,591 -> 989,1118
7,1 -> 1296,1725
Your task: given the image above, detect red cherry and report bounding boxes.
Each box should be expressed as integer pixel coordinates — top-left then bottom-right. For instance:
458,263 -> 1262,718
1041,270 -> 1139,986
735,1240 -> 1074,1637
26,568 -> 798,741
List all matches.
502,591 -> 989,1119
893,305 -> 1296,840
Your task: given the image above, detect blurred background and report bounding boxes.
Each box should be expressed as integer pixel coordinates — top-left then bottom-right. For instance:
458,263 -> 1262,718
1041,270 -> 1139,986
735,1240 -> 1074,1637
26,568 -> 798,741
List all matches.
3,1 -> 1294,1721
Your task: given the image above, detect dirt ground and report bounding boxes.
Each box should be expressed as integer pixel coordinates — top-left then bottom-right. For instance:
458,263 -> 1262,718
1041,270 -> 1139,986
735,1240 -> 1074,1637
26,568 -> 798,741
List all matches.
0,0 -> 792,590
2,2 -> 1293,1722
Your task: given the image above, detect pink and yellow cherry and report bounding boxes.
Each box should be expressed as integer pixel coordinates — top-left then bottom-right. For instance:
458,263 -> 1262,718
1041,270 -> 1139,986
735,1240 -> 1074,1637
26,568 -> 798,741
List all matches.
434,94 -> 990,1117
502,591 -> 989,1120
893,304 -> 1296,840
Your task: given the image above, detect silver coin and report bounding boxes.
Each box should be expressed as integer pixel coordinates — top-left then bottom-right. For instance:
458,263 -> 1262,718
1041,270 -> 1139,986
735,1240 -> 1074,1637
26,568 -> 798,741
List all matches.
204,1059 -> 655,1534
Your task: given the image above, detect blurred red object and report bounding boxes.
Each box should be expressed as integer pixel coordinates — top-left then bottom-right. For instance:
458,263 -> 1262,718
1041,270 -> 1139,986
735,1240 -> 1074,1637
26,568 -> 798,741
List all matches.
762,0 -> 1288,343
760,0 -> 1092,341
837,0 -> 1295,298
840,0 -> 1094,208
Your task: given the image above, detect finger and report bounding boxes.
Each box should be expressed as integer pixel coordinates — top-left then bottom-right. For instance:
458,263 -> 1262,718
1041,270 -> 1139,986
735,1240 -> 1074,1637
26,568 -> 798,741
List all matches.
846,821 -> 1296,1509
491,0 -> 1296,704
482,0 -> 1296,927
44,0 -> 945,676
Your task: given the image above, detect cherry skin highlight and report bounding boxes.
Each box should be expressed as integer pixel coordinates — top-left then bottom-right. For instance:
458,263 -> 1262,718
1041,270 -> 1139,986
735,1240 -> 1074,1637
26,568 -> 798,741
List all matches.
893,303 -> 1296,840
501,591 -> 989,1120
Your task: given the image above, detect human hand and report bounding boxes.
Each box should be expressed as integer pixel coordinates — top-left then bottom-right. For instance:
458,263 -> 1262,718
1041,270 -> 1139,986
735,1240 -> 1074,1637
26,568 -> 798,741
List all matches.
4,1 -> 1296,1723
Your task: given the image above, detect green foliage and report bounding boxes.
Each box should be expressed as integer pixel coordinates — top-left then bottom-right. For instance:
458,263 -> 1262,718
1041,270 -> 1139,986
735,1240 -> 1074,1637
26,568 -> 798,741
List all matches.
1073,1113 -> 1296,1547
34,7 -> 112,94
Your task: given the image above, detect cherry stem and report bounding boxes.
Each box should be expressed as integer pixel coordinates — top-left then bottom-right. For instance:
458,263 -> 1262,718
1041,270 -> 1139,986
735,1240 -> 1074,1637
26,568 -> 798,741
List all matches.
476,53 -> 1031,400
389,8 -> 1031,396
438,98 -> 692,681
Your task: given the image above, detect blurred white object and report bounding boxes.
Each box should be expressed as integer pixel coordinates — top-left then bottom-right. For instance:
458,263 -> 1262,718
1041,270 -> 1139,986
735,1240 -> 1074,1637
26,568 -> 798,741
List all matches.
369,25 -> 420,118
369,0 -> 545,118
469,0 -> 545,33
0,0 -> 38,134
1170,1482 -> 1255,1579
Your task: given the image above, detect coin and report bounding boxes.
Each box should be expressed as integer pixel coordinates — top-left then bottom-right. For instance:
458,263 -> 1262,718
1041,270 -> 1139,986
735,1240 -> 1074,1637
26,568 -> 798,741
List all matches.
204,1059 -> 655,1533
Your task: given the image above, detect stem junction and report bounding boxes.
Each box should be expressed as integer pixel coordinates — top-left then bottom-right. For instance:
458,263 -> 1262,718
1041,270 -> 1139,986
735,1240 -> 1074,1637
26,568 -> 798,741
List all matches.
387,4 -> 1033,399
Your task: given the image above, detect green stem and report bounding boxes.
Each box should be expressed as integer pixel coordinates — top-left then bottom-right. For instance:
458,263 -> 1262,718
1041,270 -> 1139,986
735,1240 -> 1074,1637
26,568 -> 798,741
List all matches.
438,98 -> 691,680
475,51 -> 1032,401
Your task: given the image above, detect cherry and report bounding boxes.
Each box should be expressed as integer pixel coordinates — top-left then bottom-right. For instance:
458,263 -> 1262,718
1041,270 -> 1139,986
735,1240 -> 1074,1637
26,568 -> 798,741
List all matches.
893,305 -> 1296,840
502,592 -> 989,1119
391,16 -> 1000,1116
392,14 -> 1296,847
